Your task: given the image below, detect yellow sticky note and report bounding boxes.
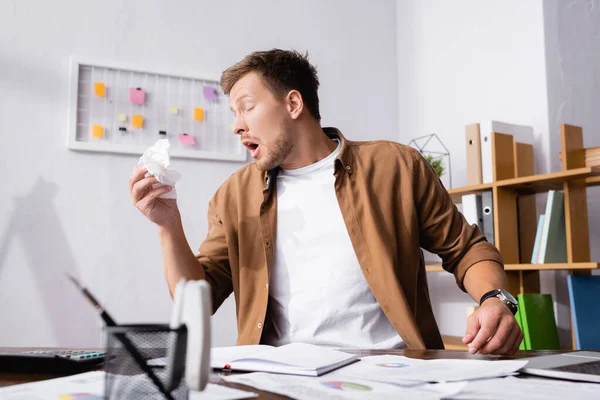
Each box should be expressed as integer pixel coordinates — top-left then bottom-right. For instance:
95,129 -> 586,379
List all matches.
194,108 -> 204,121
92,124 -> 104,138
94,82 -> 105,97
117,113 -> 127,122
170,106 -> 179,114
132,114 -> 143,128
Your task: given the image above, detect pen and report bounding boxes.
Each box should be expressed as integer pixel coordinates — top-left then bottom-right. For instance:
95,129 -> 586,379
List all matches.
65,272 -> 176,400
66,273 -> 117,326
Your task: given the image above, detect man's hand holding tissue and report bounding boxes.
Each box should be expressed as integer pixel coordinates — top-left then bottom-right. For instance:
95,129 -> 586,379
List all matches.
129,140 -> 205,295
129,164 -> 179,228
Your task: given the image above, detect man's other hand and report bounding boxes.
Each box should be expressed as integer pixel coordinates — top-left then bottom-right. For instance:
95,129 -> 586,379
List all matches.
462,298 -> 523,355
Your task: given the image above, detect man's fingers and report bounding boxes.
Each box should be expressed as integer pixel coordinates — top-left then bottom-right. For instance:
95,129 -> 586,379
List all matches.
136,185 -> 173,210
506,328 -> 524,355
462,333 -> 475,344
467,318 -> 499,354
129,164 -> 149,192
500,323 -> 523,356
131,176 -> 159,204
491,320 -> 521,355
463,314 -> 481,344
479,317 -> 512,354
146,184 -> 173,200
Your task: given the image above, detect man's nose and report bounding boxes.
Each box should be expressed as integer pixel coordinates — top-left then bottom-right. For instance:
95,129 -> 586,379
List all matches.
232,114 -> 247,135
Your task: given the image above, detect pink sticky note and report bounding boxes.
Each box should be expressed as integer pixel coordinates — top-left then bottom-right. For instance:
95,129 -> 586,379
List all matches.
179,133 -> 196,145
202,86 -> 217,101
129,88 -> 146,105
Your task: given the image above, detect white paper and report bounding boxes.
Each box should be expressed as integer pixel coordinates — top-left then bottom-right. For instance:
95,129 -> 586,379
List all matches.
336,355 -> 527,383
190,383 -> 258,400
231,343 -> 354,369
211,345 -> 274,368
223,372 -> 458,400
138,139 -> 181,199
0,371 -> 104,400
449,376 -> 600,400
0,371 -> 256,400
212,343 -> 356,375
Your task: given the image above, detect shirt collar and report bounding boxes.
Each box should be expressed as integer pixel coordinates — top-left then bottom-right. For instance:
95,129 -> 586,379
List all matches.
262,126 -> 354,190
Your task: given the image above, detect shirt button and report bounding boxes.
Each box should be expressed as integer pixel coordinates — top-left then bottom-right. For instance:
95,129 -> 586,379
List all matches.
265,283 -> 269,289
257,323 -> 262,329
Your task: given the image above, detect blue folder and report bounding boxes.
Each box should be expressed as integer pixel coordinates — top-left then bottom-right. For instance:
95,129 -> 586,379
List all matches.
567,275 -> 600,350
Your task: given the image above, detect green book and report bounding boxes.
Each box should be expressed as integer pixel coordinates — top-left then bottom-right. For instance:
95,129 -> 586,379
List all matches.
514,306 -> 528,350
516,294 -> 560,350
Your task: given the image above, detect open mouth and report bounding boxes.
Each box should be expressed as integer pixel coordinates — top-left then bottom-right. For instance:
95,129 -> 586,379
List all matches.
242,139 -> 260,158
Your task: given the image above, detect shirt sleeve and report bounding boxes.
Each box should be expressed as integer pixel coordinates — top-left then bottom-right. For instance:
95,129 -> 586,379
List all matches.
410,148 -> 504,291
196,195 -> 233,312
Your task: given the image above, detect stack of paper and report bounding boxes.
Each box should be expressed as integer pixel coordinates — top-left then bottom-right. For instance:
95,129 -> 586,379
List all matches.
224,372 -> 466,400
449,376 -> 600,400
332,354 -> 527,383
0,371 -> 257,400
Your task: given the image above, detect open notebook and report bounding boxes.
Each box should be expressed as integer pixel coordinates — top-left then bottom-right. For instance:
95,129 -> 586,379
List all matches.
211,343 -> 358,377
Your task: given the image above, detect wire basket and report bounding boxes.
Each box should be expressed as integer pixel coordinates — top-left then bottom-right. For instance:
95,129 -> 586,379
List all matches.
104,324 -> 188,400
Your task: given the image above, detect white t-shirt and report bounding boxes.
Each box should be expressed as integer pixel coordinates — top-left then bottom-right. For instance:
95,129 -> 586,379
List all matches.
263,140 -> 405,349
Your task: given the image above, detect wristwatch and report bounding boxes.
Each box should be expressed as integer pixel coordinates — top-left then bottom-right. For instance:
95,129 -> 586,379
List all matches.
479,289 -> 518,315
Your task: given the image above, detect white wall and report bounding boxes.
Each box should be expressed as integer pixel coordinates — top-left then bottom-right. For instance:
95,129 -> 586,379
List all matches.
396,0 -> 552,337
543,0 -> 600,346
0,0 -> 398,347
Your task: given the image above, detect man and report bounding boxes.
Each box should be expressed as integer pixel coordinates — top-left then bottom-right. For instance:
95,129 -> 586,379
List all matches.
129,49 -> 523,355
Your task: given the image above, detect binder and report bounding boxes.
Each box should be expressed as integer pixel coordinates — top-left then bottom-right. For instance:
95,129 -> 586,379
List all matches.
567,275 -> 600,350
537,190 -> 567,263
530,214 -> 545,264
481,191 -> 494,245
516,294 -> 560,350
461,194 -> 483,230
479,121 -> 534,183
465,123 -> 482,185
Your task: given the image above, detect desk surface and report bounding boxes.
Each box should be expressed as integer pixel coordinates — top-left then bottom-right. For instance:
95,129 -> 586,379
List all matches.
0,348 -> 566,399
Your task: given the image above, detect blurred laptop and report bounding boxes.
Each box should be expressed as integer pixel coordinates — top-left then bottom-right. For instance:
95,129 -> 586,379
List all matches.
521,351 -> 600,383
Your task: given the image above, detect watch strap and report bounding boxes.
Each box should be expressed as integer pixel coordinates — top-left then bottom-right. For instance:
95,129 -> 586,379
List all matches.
479,289 -> 501,305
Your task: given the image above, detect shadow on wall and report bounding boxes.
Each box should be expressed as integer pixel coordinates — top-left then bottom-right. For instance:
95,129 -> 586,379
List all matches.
0,176 -> 102,346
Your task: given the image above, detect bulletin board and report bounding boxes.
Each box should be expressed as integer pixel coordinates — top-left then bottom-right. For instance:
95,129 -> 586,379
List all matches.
67,57 -> 247,162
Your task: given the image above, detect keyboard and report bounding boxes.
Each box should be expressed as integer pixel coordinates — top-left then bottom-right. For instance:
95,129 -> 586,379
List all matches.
0,349 -> 106,373
553,360 -> 600,375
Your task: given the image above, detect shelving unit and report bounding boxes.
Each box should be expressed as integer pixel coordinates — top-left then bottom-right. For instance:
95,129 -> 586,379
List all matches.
426,262 -> 599,273
446,167 -> 600,203
427,124 -> 598,350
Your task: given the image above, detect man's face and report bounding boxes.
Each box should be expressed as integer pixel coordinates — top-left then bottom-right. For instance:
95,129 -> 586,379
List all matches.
229,72 -> 294,171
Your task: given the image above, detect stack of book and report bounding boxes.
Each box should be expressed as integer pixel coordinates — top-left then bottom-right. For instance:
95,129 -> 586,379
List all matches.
531,190 -> 567,264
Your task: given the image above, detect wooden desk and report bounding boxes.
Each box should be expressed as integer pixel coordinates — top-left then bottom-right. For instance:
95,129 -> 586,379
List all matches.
0,348 -> 566,399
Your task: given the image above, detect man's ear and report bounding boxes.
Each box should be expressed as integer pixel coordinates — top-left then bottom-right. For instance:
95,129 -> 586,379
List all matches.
286,90 -> 304,120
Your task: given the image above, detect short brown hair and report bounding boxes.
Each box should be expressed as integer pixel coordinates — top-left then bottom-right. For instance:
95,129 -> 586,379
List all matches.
221,49 -> 321,121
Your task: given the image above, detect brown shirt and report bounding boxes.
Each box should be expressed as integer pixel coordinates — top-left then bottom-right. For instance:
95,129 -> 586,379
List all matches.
196,127 -> 503,349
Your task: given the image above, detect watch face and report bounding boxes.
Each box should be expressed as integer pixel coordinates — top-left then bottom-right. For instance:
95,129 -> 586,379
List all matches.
500,289 -> 517,304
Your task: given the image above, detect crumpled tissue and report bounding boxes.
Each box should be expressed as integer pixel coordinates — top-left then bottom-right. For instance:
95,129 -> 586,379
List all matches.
137,139 -> 181,199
